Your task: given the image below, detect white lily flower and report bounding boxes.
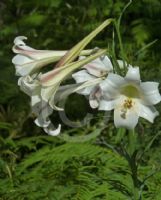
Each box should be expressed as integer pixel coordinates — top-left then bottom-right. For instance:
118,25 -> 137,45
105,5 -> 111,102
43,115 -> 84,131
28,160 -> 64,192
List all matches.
18,75 -> 61,136
99,66 -> 161,129
12,36 -> 69,76
12,36 -> 94,77
72,55 -> 113,108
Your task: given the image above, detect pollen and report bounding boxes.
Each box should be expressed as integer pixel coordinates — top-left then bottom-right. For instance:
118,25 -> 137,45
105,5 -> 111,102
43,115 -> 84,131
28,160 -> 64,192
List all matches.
123,99 -> 133,109
120,99 -> 133,119
100,70 -> 108,78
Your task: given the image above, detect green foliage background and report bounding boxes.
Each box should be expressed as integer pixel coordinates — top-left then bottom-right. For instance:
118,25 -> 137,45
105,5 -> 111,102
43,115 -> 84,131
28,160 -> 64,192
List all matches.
0,0 -> 161,199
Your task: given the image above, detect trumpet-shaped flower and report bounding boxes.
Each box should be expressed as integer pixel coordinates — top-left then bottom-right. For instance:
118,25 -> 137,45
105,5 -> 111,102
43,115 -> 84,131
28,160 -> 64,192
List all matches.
99,66 -> 161,129
12,36 -> 69,76
12,36 -> 94,77
72,55 -> 113,108
18,75 -> 61,136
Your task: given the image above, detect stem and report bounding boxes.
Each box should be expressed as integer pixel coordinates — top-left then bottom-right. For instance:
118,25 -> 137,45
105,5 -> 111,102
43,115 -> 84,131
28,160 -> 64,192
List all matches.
128,130 -> 140,200
106,128 -> 141,199
114,19 -> 127,73
129,153 -> 139,200
119,130 -> 140,200
128,129 -> 137,156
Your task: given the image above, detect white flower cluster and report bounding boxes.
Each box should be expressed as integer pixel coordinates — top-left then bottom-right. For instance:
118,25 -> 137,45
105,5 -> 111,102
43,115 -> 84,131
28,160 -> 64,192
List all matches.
12,36 -> 161,135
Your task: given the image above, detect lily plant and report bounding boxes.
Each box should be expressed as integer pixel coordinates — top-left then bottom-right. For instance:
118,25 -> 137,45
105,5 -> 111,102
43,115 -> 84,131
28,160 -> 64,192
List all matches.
12,17 -> 161,135
11,9 -> 161,200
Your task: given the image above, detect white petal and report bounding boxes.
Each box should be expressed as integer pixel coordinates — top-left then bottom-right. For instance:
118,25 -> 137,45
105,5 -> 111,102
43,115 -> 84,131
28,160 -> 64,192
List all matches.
41,85 -> 55,102
89,99 -> 98,108
16,65 -> 35,76
41,83 -> 63,111
77,87 -> 94,95
125,66 -> 141,82
18,75 -> 40,96
48,84 -> 64,111
72,70 -> 95,95
12,55 -> 36,76
14,46 -> 67,60
32,98 -> 53,117
72,70 -> 94,83
114,107 -> 139,129
140,82 -> 161,105
31,95 -> 41,107
12,54 -> 32,65
13,44 -> 35,54
35,112 -> 61,136
58,82 -> 94,97
84,58 -> 105,77
100,73 -> 125,97
73,73 -> 103,96
44,124 -> 61,136
138,104 -> 159,123
114,97 -> 139,129
27,50 -> 67,60
55,84 -> 79,101
117,60 -> 133,69
101,55 -> 113,71
34,117 -> 50,128
14,36 -> 27,45
89,86 -> 102,108
57,81 -> 99,99
99,99 -> 116,111
84,56 -> 112,77
32,97 -> 54,129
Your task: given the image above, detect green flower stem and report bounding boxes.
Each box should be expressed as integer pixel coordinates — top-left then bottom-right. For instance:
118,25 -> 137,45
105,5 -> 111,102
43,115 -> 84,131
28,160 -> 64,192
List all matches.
117,129 -> 140,199
127,129 -> 140,200
128,129 -> 137,156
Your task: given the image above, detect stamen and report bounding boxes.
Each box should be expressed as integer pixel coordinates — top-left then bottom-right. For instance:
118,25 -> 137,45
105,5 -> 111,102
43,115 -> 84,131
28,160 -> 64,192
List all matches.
120,99 -> 133,119
123,99 -> 133,109
100,70 -> 108,78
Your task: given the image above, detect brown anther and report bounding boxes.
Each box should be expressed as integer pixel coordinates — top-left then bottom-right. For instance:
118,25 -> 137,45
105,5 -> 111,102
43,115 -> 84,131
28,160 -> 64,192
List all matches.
120,99 -> 133,119
100,70 -> 108,78
123,99 -> 133,109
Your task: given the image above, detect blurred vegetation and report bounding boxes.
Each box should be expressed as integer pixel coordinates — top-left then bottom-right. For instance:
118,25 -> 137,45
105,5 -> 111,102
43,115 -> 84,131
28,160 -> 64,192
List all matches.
0,0 -> 161,199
